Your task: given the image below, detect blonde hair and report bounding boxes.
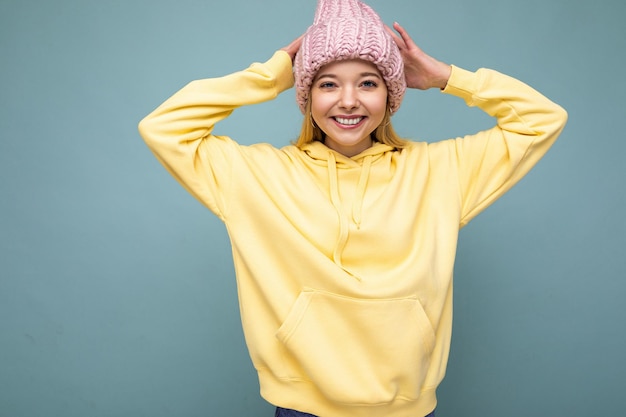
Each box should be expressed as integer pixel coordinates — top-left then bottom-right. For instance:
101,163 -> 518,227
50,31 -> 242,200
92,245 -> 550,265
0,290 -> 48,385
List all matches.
294,100 -> 408,150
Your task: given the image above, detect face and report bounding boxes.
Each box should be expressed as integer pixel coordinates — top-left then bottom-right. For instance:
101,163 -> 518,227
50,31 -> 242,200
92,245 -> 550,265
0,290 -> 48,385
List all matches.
310,59 -> 388,157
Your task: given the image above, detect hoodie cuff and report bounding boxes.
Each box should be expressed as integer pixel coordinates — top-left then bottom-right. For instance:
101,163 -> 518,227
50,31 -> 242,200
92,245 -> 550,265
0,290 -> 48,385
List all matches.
441,65 -> 482,106
263,50 -> 296,94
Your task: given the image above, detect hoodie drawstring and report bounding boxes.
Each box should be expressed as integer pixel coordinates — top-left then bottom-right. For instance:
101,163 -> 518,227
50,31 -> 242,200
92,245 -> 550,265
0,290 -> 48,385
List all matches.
327,152 -> 373,279
352,155 -> 372,229
327,152 -> 349,270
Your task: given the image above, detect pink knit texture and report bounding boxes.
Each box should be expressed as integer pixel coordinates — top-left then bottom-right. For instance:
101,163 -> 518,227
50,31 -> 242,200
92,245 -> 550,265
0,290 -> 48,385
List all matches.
294,0 -> 406,114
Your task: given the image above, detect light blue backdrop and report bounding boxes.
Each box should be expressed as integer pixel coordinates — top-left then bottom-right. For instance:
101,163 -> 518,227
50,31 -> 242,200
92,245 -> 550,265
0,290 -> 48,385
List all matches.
1,0 -> 624,416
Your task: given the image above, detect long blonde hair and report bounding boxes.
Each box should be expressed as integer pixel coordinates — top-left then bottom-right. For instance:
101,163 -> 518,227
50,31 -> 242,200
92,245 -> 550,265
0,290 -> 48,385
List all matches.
294,100 -> 408,150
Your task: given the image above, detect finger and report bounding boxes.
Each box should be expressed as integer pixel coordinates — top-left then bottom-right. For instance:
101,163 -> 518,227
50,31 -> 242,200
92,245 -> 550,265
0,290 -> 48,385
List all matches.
282,34 -> 304,59
385,24 -> 406,50
393,22 -> 419,51
290,34 -> 304,49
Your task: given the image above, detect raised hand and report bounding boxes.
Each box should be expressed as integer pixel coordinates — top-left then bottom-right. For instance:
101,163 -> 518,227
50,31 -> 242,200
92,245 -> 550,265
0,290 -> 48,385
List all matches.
281,35 -> 304,63
386,22 -> 451,90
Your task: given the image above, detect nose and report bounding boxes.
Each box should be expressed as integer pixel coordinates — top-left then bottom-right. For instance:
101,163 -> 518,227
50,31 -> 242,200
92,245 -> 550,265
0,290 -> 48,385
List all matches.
339,87 -> 359,110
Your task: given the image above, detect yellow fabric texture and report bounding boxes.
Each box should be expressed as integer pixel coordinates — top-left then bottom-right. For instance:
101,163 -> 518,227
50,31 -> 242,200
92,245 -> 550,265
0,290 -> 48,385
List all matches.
139,50 -> 567,417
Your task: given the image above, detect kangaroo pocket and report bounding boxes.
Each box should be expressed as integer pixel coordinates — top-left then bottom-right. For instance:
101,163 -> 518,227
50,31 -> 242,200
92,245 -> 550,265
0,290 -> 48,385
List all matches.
275,289 -> 436,405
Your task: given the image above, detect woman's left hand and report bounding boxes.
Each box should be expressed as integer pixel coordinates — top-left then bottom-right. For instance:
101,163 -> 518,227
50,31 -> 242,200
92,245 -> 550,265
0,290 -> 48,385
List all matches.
386,22 -> 452,90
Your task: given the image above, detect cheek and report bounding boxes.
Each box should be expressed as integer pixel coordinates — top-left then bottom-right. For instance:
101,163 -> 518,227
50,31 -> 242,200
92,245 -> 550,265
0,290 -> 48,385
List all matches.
310,96 -> 332,124
368,94 -> 388,122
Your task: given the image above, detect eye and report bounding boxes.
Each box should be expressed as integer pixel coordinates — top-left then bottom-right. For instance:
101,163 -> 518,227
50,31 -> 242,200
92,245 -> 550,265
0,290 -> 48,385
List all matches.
318,81 -> 336,89
361,80 -> 378,88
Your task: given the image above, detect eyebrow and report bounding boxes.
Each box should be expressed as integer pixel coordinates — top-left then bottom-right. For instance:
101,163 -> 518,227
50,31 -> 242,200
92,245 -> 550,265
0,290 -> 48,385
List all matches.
315,72 -> 383,81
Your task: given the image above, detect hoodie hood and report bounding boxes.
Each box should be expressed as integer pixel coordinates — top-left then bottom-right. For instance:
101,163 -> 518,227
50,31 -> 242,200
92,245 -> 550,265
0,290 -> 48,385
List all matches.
301,141 -> 396,278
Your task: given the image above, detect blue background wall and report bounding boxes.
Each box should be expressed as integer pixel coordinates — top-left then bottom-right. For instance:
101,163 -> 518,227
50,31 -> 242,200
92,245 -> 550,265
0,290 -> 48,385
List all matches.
1,0 -> 624,416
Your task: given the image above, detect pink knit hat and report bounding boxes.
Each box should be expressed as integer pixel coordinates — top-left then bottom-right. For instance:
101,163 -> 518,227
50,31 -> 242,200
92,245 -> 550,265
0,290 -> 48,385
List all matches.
294,0 -> 406,114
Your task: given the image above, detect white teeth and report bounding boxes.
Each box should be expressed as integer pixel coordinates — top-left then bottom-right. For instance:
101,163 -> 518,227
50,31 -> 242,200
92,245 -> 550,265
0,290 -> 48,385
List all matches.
335,116 -> 363,126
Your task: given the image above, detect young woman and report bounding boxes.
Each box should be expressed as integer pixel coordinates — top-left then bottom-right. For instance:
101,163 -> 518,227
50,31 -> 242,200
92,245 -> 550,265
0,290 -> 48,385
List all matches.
138,1 -> 567,416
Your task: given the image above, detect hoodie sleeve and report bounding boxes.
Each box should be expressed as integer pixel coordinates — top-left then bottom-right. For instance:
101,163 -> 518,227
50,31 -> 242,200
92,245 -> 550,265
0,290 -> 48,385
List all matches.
138,51 -> 295,219
440,65 -> 568,227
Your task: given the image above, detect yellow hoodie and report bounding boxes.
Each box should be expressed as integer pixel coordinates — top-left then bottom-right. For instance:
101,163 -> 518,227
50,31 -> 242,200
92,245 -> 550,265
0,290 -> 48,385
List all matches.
139,51 -> 567,417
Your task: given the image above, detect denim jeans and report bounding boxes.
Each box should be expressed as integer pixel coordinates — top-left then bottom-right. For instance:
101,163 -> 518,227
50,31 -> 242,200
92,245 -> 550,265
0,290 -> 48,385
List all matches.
275,407 -> 435,417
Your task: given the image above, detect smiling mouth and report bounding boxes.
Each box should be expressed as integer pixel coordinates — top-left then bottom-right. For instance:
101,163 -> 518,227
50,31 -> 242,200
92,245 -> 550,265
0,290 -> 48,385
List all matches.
334,116 -> 364,126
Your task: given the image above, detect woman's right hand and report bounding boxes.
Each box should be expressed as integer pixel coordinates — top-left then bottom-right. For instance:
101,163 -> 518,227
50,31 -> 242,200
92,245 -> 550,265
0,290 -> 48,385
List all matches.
281,35 -> 304,63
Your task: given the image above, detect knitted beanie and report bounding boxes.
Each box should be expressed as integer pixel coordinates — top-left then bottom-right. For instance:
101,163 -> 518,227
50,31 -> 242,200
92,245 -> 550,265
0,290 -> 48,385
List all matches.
294,0 -> 406,114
